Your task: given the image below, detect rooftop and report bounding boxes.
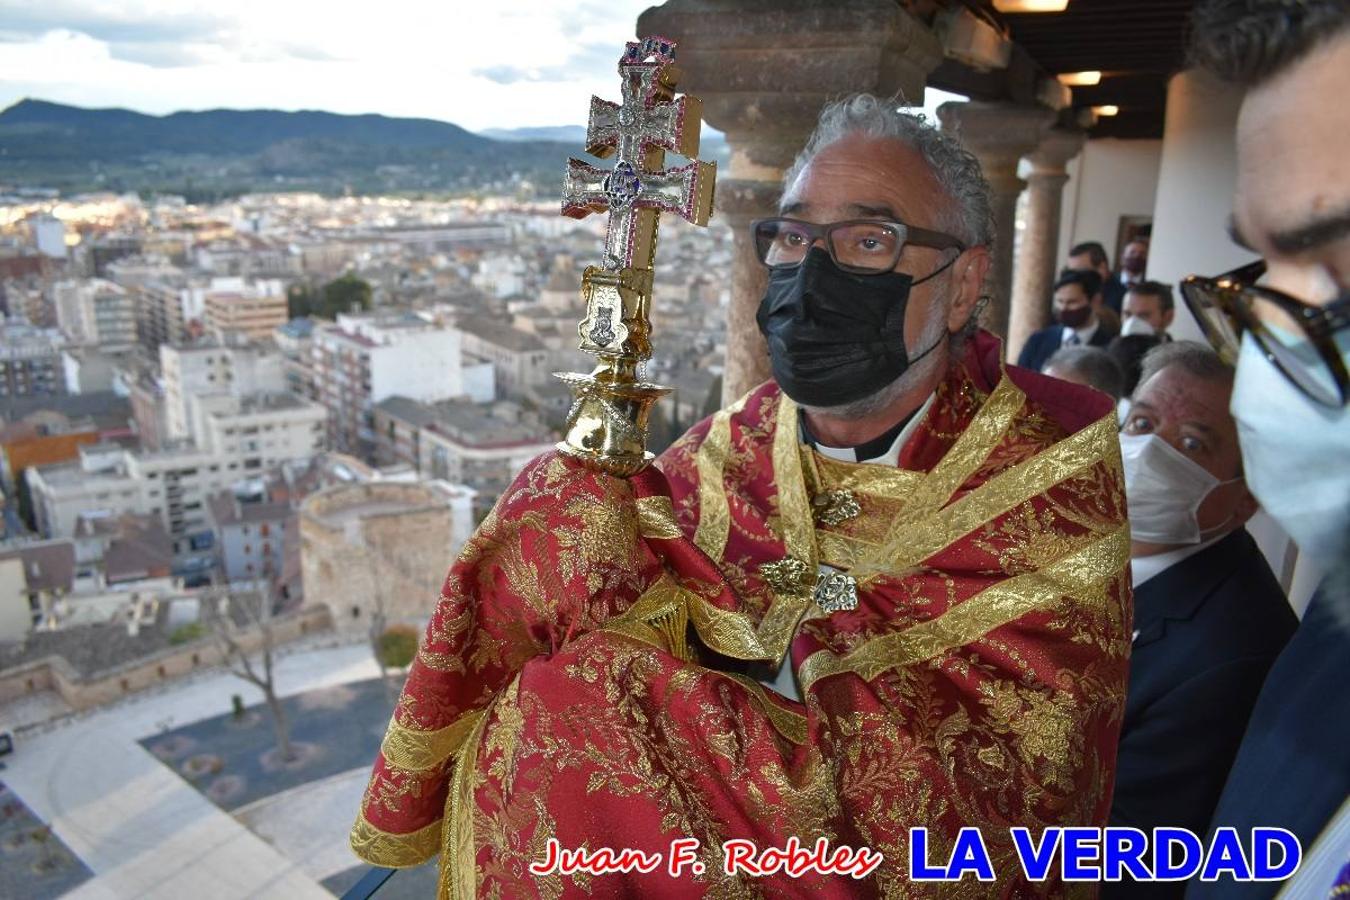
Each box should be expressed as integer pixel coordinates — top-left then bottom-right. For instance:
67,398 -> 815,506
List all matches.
0,539 -> 75,594
456,315 -> 547,353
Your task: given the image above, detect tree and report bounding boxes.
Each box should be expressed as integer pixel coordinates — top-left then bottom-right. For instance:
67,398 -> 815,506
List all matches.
287,283 -> 318,319
321,274 -> 372,318
377,625 -> 420,672
204,581 -> 296,762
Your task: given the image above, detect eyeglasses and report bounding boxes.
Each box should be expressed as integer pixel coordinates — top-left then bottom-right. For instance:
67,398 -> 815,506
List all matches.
751,217 -> 966,275
1180,260 -> 1350,407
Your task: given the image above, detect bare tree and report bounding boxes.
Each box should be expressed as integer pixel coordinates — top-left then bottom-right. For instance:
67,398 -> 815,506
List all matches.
204,580 -> 296,763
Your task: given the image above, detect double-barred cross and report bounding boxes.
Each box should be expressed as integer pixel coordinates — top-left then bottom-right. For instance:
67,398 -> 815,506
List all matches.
561,36 -> 714,272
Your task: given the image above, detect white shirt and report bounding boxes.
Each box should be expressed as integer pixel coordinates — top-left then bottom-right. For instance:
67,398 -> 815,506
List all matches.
1061,319 -> 1100,347
1130,532 -> 1229,590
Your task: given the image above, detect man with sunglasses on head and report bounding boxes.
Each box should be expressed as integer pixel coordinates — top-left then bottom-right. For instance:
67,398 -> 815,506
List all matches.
1182,2 -> 1350,898
656,93 -> 1133,895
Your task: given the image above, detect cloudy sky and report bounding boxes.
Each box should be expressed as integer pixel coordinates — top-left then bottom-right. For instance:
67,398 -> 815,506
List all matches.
0,1 -> 961,132
0,0 -> 675,130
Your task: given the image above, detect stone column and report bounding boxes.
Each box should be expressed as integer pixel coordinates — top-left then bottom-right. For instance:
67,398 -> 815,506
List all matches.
936,101 -> 1054,342
1007,128 -> 1084,360
638,0 -> 944,403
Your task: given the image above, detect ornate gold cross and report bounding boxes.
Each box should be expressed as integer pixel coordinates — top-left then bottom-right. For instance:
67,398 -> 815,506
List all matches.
555,36 -> 716,476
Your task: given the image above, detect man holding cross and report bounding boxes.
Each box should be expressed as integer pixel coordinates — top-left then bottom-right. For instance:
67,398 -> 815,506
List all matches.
352,79 -> 1130,897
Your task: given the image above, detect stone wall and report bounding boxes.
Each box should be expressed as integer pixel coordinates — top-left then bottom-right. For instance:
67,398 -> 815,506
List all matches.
299,482 -> 453,630
0,604 -> 331,713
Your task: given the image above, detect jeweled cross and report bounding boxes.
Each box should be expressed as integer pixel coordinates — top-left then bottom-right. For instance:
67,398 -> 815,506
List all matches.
561,36 -> 714,271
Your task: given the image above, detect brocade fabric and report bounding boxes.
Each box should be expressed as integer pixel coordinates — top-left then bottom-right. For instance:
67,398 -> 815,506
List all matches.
352,330 -> 1133,898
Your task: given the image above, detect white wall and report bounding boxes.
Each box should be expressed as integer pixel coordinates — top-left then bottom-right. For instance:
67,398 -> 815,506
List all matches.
1148,69 -> 1258,344
1057,138 -> 1163,271
370,329 -> 463,404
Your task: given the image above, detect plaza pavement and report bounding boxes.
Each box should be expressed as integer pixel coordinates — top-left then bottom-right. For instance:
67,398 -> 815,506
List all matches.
1,637 -> 385,899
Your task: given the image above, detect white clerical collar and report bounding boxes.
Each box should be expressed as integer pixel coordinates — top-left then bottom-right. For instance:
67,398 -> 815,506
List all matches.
1131,530 -> 1229,589
807,392 -> 936,467
1062,319 -> 1099,347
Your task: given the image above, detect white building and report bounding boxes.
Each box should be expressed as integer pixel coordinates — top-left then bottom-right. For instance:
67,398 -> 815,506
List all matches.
53,279 -> 138,350
311,312 -> 475,458
472,253 -> 527,298
31,214 -> 67,259
26,392 -> 326,551
456,315 -> 553,395
160,338 -> 287,442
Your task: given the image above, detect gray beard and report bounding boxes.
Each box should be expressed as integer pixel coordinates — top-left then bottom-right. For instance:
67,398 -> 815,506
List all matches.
799,313 -> 949,420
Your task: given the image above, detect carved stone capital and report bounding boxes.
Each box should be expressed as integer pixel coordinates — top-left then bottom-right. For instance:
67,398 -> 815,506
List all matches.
639,0 -> 944,175
1026,127 -> 1086,178
936,101 -> 1055,179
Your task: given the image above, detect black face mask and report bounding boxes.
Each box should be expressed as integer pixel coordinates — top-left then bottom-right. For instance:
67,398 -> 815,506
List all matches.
755,247 -> 954,408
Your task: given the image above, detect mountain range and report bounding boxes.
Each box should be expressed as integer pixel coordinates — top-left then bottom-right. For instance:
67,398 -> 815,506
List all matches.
0,100 -> 574,200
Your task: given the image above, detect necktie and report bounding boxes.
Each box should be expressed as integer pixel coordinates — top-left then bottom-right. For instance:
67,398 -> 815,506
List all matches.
1066,333 -> 1081,346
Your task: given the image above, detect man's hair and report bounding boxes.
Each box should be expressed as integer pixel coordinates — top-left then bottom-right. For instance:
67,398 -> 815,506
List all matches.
1054,267 -> 1103,299
1107,334 -> 1163,396
785,93 -> 995,360
1125,280 -> 1175,312
785,94 -> 995,250
1136,340 -> 1235,395
1068,241 -> 1109,268
1190,0 -> 1350,87
1044,346 -> 1126,400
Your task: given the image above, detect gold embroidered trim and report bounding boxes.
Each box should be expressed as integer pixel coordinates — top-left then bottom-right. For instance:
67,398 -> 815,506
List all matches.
870,375 -> 1024,542
724,672 -> 808,745
693,407 -> 733,560
350,809 -> 442,869
686,591 -> 772,660
606,575 -> 694,661
380,711 -> 484,772
851,412 -> 1119,581
443,683 -> 496,900
799,523 -> 1129,693
810,452 -> 924,500
772,394 -> 815,569
636,495 -> 683,540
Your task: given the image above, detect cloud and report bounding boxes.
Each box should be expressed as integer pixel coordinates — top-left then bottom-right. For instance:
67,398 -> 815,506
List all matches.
0,1 -> 231,46
0,0 -> 661,130
472,42 -> 621,86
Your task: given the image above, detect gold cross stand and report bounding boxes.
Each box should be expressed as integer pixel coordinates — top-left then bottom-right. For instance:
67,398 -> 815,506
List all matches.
556,36 -> 715,476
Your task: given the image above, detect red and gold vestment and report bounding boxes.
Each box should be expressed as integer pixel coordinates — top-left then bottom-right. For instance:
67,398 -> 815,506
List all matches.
352,331 -> 1132,898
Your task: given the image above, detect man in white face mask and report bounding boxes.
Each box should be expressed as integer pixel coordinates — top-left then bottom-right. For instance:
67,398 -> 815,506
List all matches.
1108,343 -> 1297,896
1183,2 -> 1350,897
1119,281 -> 1176,341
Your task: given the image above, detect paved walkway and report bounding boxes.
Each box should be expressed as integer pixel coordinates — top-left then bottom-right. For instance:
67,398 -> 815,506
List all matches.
0,639 -> 383,899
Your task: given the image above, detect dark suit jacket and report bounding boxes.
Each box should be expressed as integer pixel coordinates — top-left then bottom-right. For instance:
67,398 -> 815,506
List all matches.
1186,562 -> 1350,900
1104,528 -> 1297,900
1016,321 -> 1114,373
1104,273 -> 1128,314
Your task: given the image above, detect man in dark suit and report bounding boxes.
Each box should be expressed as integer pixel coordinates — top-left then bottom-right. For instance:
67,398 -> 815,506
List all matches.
1016,268 -> 1113,372
1069,240 -> 1128,315
1182,2 -> 1350,897
1106,342 -> 1297,899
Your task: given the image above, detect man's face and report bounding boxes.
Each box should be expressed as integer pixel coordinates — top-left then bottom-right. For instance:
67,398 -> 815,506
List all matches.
1053,283 -> 1091,319
780,133 -> 973,374
1124,365 -> 1254,532
1232,32 -> 1350,306
1068,252 -> 1109,282
1123,291 -> 1172,332
1121,241 -> 1148,275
